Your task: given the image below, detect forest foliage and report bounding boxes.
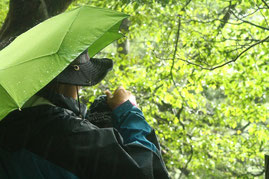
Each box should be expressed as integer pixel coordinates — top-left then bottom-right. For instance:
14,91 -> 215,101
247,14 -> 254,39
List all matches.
1,0 -> 269,178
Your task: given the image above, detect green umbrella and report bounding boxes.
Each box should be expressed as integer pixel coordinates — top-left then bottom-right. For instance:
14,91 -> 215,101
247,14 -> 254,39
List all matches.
0,6 -> 128,120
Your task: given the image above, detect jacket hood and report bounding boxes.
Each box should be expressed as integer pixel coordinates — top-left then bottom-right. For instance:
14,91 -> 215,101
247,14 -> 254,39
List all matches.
37,92 -> 88,118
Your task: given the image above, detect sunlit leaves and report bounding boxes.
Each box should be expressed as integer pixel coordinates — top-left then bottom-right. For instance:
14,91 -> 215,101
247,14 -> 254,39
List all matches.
0,0 -> 8,26
67,0 -> 269,178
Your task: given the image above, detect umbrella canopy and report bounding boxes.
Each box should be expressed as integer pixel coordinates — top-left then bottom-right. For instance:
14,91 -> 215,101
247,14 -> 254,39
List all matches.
0,6 -> 129,120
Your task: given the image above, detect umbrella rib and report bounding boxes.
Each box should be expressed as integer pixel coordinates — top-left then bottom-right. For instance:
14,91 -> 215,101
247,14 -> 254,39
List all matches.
88,20 -> 125,57
0,84 -> 20,107
55,8 -> 82,57
0,53 -> 56,71
0,9 -> 82,71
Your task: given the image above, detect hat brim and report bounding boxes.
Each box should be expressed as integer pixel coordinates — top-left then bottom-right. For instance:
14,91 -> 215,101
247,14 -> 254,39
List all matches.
56,58 -> 113,86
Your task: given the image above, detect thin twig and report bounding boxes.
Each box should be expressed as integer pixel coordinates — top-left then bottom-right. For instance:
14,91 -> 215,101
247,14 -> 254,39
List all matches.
261,0 -> 269,9
179,145 -> 193,178
179,35 -> 269,70
181,0 -> 192,11
257,4 -> 269,26
170,15 -> 181,86
170,0 -> 192,86
230,11 -> 269,31
169,14 -> 190,108
176,106 -> 185,130
217,1 -> 236,31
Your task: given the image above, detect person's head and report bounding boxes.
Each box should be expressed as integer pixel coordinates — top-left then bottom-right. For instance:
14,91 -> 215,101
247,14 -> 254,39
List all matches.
38,50 -> 113,99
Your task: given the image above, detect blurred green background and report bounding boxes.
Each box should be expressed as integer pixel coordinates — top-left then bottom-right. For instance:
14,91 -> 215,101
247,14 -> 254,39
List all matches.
1,0 -> 268,178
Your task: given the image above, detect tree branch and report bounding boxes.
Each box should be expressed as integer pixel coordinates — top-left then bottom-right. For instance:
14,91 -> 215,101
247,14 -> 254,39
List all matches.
176,106 -> 185,130
179,35 -> 269,70
0,0 -> 74,49
233,122 -> 251,135
179,145 -> 193,178
170,0 -> 191,86
170,15 -> 181,86
185,7 -> 267,30
261,0 -> 269,9
181,0 -> 192,11
257,4 -> 269,26
230,10 -> 269,31
217,1 -> 237,30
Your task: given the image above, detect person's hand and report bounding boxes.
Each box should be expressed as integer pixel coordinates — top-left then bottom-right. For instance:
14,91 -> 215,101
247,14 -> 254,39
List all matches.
105,86 -> 137,110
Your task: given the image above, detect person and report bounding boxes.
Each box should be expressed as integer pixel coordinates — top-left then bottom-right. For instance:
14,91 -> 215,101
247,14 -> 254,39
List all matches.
0,50 -> 169,179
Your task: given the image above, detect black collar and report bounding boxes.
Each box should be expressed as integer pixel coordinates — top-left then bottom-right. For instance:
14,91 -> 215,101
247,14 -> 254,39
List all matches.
39,92 -> 87,118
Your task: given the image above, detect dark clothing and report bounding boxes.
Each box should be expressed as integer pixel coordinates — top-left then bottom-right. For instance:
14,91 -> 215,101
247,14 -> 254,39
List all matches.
0,93 -> 169,179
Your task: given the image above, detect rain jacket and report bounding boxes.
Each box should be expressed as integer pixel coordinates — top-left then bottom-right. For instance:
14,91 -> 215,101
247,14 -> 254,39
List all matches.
0,93 -> 169,179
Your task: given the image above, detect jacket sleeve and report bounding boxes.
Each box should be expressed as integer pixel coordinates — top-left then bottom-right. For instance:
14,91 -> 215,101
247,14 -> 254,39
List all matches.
112,100 -> 159,155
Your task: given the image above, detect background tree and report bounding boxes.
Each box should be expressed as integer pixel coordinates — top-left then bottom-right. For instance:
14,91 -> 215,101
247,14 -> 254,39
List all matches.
1,0 -> 268,178
0,0 -> 75,49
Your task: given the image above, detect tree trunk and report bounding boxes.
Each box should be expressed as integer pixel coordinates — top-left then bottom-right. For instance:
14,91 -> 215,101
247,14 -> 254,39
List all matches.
117,18 -> 129,55
264,155 -> 269,179
0,0 -> 75,50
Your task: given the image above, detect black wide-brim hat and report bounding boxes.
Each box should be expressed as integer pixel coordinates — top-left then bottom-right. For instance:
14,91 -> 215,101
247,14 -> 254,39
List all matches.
56,50 -> 113,86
